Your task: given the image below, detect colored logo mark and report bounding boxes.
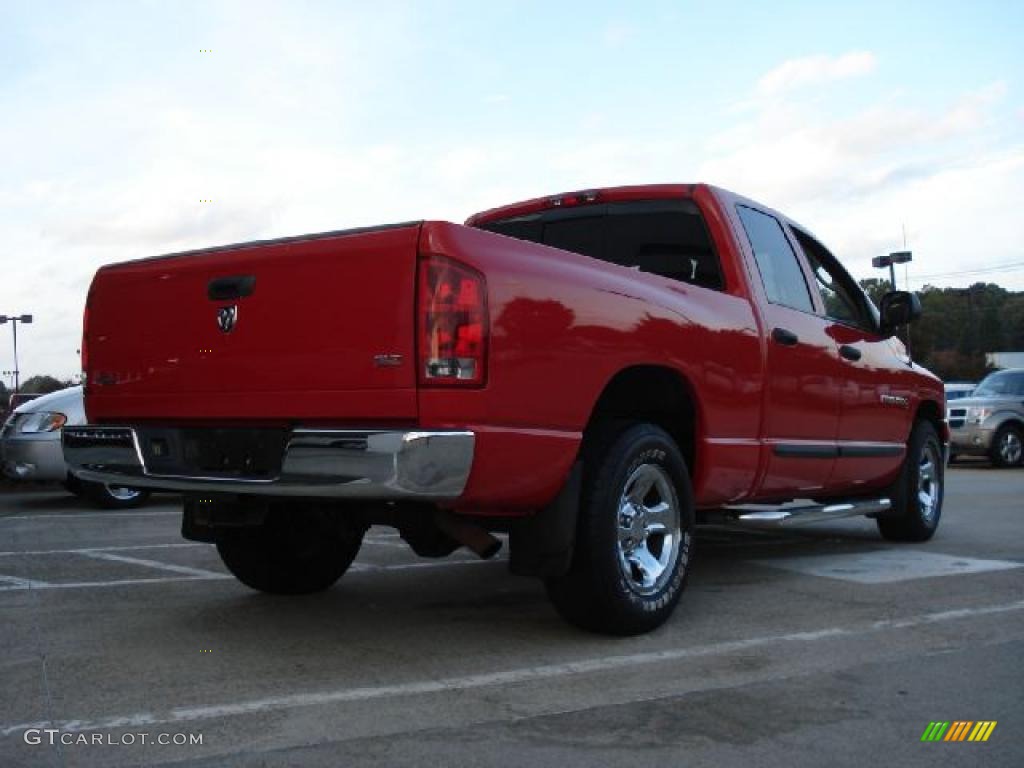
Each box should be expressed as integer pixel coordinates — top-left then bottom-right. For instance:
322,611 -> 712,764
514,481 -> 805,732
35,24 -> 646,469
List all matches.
921,721 -> 997,742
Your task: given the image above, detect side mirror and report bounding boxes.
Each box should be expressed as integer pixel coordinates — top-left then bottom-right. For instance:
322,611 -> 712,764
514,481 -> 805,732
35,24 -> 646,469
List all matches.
879,290 -> 921,336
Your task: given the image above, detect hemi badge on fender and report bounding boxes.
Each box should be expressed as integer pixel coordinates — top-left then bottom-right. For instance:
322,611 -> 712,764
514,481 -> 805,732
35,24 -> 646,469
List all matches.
880,393 -> 909,408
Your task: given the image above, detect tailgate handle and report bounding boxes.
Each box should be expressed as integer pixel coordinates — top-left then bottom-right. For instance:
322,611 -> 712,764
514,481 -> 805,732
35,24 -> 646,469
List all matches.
208,275 -> 256,301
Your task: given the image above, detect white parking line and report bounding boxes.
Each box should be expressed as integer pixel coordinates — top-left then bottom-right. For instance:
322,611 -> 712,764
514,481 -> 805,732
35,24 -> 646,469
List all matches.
2,598 -> 1021,738
0,510 -> 179,522
78,551 -> 228,579
0,557 -> 501,592
351,558 -> 499,572
0,537 -> 407,558
0,574 -> 50,588
0,576 -> 228,592
0,543 -> 206,558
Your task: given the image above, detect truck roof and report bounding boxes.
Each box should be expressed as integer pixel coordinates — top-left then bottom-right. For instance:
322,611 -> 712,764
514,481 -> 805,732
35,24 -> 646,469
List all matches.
465,184 -> 706,227
463,183 -> 826,251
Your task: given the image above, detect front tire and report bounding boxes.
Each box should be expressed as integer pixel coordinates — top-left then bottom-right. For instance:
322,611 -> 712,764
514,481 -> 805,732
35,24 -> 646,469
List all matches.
216,502 -> 365,594
877,420 -> 943,542
546,422 -> 695,635
989,424 -> 1024,468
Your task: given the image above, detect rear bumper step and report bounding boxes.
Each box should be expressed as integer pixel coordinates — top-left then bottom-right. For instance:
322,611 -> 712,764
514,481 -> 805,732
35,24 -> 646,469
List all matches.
62,426 -> 474,500
704,498 -> 892,528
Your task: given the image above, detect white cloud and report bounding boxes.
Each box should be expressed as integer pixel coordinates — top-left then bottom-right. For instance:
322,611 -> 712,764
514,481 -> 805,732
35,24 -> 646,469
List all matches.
757,51 -> 876,95
698,71 -> 1022,292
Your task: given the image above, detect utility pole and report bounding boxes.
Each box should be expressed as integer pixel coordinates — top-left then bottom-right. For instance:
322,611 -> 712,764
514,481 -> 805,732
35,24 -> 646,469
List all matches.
0,314 -> 34,393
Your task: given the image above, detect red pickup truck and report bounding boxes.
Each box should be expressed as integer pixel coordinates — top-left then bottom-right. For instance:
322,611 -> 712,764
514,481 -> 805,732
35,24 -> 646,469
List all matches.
64,183 -> 947,634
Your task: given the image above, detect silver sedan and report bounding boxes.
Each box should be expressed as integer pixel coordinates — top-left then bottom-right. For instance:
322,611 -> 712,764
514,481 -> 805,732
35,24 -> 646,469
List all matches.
1,386 -> 150,508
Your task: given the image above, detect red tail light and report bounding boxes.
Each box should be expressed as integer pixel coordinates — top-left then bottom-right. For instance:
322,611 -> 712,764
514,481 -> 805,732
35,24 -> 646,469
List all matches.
418,254 -> 488,387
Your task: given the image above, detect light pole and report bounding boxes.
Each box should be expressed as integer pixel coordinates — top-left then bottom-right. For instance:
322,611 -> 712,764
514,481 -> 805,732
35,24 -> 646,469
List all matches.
0,314 -> 33,393
872,251 -> 913,290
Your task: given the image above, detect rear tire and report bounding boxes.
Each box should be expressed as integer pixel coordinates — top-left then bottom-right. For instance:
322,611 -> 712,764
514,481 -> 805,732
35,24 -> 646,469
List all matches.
545,422 -> 694,635
877,420 -> 943,542
216,502 -> 365,594
989,424 -> 1024,468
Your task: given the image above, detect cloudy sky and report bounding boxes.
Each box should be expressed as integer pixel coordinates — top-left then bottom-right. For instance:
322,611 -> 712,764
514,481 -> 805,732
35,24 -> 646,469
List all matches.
1,0 -> 1022,381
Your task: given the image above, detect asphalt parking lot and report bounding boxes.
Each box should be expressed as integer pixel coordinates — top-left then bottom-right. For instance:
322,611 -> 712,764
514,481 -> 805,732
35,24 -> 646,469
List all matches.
1,465 -> 1022,768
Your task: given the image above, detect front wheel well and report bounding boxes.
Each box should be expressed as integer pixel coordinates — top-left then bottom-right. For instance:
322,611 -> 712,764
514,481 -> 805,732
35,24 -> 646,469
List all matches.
914,399 -> 944,440
583,365 -> 697,477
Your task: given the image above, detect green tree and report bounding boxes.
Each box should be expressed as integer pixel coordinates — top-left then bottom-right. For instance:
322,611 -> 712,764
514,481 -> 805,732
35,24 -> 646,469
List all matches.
19,375 -> 72,395
1003,295 -> 1024,350
979,305 -> 1004,353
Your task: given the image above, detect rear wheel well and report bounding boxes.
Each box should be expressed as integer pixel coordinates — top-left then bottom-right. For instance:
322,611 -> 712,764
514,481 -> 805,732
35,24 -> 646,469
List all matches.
583,366 -> 697,477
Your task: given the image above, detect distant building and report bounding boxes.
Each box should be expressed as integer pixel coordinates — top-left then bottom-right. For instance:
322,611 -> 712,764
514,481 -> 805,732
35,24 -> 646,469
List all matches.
986,352 -> 1024,370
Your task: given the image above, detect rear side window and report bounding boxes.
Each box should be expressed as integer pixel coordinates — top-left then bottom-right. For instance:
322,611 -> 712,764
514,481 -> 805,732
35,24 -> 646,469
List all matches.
736,205 -> 814,313
478,200 -> 724,291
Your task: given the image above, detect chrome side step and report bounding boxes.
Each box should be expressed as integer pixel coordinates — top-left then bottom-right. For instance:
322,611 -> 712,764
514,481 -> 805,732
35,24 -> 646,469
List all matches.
705,498 -> 892,528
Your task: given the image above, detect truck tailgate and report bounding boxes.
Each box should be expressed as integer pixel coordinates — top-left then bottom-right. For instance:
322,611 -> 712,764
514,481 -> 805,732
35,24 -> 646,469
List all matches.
85,223 -> 421,423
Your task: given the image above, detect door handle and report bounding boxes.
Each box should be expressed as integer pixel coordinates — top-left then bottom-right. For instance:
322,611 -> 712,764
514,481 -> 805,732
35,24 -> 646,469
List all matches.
839,344 -> 862,362
771,327 -> 799,346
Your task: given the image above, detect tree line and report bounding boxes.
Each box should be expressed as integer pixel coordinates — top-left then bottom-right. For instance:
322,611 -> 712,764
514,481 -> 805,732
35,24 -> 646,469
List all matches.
0,375 -> 75,411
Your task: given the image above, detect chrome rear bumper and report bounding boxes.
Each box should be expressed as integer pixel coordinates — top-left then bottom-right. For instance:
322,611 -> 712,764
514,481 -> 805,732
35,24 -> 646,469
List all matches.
62,426 -> 474,499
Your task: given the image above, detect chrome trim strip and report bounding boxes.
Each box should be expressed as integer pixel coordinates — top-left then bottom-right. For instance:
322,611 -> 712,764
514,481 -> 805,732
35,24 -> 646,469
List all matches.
62,426 -> 474,500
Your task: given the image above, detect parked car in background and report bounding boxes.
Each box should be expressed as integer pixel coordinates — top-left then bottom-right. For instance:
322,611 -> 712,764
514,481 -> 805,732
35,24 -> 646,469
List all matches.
1,385 -> 150,508
948,368 -> 1024,467
944,382 -> 976,401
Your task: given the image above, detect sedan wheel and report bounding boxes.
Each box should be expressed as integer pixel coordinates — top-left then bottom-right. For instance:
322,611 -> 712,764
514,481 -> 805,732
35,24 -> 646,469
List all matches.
79,480 -> 151,509
991,425 -> 1023,468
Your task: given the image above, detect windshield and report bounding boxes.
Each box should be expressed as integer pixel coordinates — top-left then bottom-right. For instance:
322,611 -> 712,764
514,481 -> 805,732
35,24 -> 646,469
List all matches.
973,370 -> 1024,397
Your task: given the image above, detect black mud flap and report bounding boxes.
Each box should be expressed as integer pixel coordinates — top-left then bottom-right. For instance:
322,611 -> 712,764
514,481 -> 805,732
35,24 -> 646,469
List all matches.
509,462 -> 581,579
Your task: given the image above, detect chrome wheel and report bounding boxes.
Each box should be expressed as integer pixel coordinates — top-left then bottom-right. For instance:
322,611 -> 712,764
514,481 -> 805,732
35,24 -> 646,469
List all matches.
105,485 -> 142,501
616,463 -> 681,596
998,430 -> 1022,465
917,443 -> 941,521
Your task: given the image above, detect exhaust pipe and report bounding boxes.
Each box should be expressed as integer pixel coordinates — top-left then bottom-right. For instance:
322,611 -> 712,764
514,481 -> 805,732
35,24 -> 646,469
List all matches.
433,510 -> 502,559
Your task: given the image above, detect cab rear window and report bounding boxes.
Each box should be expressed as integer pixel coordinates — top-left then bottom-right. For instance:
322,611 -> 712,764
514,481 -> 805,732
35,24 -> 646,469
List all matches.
478,199 -> 724,291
